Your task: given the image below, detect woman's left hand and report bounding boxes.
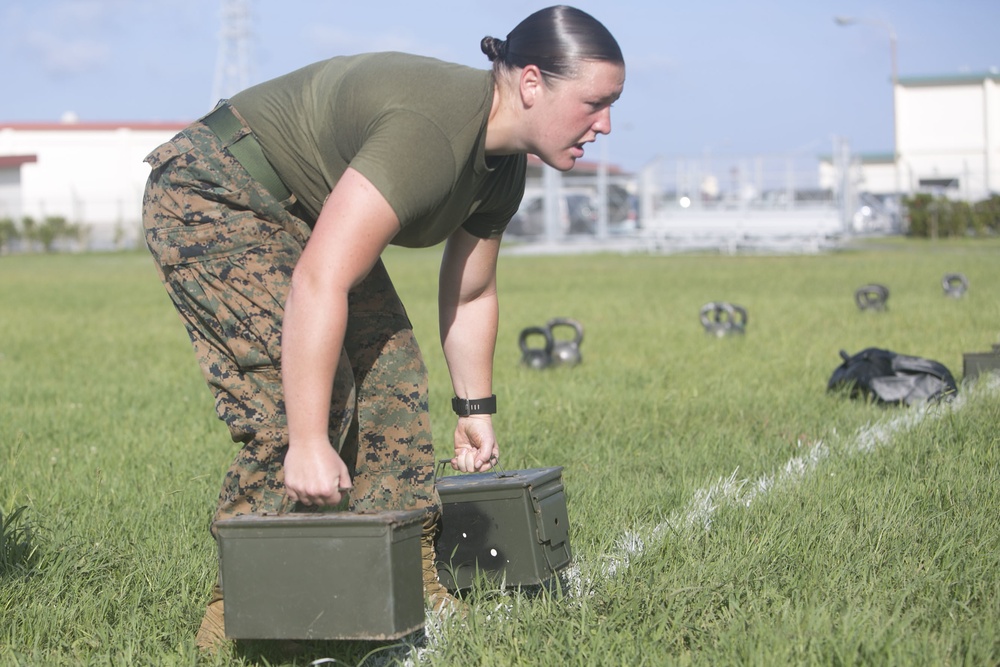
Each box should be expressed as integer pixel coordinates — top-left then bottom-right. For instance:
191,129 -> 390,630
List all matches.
451,415 -> 498,472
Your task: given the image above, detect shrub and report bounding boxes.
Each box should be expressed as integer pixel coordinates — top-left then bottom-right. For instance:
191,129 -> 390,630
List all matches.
36,215 -> 82,252
972,194 -> 1000,234
0,215 -> 84,253
0,217 -> 19,253
903,193 -> 934,237
903,193 -> 999,238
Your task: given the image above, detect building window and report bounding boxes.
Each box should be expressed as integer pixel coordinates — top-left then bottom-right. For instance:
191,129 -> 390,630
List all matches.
918,178 -> 959,190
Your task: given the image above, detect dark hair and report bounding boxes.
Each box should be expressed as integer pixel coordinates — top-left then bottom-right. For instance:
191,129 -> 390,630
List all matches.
481,5 -> 623,80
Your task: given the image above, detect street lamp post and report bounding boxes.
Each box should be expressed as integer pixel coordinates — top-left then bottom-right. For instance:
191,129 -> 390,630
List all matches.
835,16 -> 901,200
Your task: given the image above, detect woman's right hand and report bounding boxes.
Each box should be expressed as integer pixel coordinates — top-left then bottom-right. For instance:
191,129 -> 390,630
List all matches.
280,168 -> 398,508
283,438 -> 353,506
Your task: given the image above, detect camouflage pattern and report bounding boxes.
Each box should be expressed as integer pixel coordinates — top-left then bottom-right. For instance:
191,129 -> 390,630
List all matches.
142,113 -> 438,537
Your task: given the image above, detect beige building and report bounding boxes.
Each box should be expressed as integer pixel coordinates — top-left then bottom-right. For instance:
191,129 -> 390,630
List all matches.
821,71 -> 1000,201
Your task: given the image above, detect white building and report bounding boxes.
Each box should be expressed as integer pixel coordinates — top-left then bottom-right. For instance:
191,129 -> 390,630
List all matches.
898,71 -> 999,198
0,119 -> 184,249
821,71 -> 1000,201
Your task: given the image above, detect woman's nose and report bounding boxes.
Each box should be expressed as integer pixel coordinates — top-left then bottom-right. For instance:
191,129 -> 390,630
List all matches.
594,107 -> 612,135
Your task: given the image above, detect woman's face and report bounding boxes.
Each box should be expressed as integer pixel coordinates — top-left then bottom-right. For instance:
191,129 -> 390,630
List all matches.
529,60 -> 626,172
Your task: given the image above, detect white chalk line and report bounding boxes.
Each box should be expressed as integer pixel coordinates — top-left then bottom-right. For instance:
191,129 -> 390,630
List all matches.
565,375 -> 998,598
355,375 -> 999,667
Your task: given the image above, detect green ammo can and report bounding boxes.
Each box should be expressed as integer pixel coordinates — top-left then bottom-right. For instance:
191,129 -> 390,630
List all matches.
963,344 -> 1000,381
215,509 -> 426,641
435,466 -> 572,591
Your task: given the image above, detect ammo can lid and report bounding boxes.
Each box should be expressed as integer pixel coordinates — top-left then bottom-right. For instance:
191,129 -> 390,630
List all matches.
215,508 -> 428,535
436,466 -> 564,493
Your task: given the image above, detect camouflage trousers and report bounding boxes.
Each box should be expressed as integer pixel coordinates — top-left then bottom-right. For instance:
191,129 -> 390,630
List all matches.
141,110 -> 438,537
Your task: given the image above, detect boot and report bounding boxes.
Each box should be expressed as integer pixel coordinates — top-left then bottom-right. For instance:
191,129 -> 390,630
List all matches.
421,510 -> 464,616
195,583 -> 229,654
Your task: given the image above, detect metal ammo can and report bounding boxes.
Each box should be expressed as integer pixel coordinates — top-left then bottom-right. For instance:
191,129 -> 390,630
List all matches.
435,466 -> 572,591
215,509 -> 426,640
963,344 -> 1000,381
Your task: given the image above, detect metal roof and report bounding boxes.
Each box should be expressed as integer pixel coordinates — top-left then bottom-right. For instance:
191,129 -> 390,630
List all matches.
899,72 -> 1000,87
0,154 -> 38,168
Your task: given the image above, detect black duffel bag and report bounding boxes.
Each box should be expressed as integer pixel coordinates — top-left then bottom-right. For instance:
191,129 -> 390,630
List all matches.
827,347 -> 958,406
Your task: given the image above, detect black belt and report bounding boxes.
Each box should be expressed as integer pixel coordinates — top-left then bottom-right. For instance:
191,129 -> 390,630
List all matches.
201,103 -> 291,202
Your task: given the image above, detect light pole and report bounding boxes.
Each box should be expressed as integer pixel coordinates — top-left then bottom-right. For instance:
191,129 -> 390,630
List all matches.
835,15 -> 901,199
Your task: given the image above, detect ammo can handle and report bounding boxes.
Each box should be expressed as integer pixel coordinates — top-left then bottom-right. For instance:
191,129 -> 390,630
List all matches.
435,454 -> 508,480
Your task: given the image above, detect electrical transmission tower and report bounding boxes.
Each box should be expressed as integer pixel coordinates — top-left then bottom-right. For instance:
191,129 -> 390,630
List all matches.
211,0 -> 254,106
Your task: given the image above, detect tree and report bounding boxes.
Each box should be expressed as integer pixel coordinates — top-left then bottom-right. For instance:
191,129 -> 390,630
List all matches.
0,217 -> 19,253
35,216 -> 82,252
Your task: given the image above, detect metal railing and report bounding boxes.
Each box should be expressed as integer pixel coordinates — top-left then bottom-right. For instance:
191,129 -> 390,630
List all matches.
504,146 -> 902,253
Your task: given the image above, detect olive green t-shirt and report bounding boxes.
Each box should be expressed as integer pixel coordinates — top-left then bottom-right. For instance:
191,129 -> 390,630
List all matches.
229,52 -> 526,247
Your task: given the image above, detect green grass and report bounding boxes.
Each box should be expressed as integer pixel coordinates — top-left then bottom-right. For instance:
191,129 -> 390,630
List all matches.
1,238 -> 999,666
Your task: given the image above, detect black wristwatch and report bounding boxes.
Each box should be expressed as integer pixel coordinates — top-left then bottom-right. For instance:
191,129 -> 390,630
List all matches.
451,394 -> 497,417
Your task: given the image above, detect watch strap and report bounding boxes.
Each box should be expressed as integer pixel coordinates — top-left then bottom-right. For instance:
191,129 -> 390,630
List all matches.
451,394 -> 497,416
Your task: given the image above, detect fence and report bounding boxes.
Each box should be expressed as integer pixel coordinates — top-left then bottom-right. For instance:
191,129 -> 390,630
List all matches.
2,148 -> 902,255
2,193 -> 145,253
504,145 -> 902,254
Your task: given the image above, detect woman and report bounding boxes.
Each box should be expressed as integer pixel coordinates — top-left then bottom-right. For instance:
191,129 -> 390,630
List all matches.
142,4 -> 624,652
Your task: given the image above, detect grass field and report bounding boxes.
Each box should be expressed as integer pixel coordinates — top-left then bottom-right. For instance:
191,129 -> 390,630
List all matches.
1,238 -> 999,666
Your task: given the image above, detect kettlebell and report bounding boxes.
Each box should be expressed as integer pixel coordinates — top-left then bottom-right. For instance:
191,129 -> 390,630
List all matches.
700,302 -> 732,337
854,283 -> 889,311
546,317 -> 584,366
519,325 -> 554,369
942,272 -> 968,298
699,302 -> 748,337
729,304 -> 748,334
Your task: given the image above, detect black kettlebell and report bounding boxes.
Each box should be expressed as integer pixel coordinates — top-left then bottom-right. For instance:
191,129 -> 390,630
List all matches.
942,273 -> 968,298
729,304 -> 748,334
519,326 -> 554,369
700,302 -> 739,337
854,283 -> 889,311
546,317 -> 584,366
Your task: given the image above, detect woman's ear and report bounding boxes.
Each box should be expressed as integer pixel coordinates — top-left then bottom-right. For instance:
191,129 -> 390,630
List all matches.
519,65 -> 543,109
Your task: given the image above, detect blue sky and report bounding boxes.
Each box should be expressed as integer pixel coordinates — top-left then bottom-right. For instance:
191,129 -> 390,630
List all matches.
1,0 -> 996,172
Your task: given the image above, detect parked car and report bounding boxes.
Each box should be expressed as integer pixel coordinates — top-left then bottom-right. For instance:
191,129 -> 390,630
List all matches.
506,187 -> 634,237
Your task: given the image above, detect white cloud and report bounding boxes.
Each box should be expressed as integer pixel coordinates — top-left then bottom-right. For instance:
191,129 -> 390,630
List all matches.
7,0 -> 129,77
24,30 -> 112,77
47,0 -> 120,25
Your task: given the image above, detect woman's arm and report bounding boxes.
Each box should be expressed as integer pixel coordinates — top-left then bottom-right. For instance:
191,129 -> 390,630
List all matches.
438,228 -> 503,472
281,167 -> 400,506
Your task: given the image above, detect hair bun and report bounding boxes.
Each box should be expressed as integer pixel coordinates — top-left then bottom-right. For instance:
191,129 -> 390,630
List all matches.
480,36 -> 507,62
